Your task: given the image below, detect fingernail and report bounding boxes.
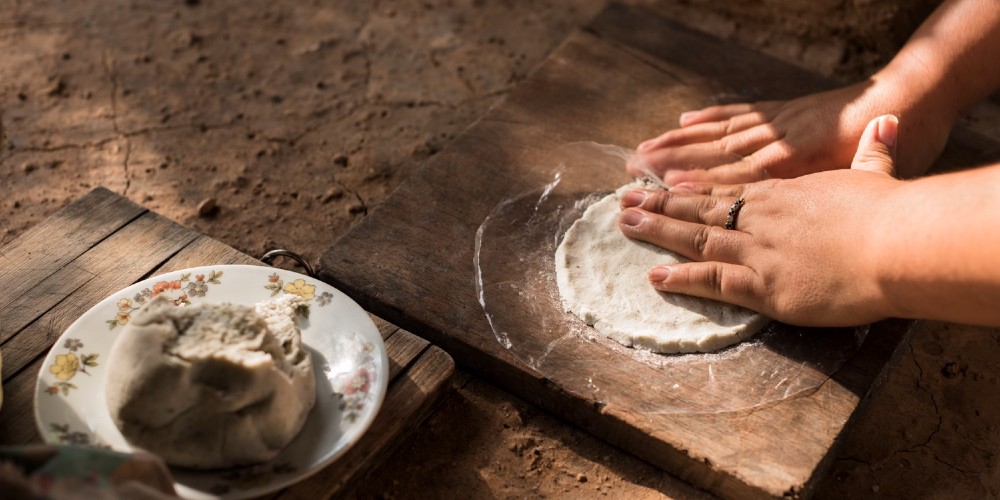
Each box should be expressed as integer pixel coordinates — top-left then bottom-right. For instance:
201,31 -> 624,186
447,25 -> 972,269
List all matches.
679,111 -> 697,126
620,209 -> 645,227
621,190 -> 646,208
877,114 -> 898,150
649,266 -> 671,283
637,140 -> 653,152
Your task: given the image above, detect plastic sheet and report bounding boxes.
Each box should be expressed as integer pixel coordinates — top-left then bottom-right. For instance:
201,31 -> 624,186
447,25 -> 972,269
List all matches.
474,142 -> 866,414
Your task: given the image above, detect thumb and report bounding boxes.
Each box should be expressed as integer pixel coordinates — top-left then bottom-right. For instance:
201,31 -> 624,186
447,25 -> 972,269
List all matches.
851,114 -> 898,176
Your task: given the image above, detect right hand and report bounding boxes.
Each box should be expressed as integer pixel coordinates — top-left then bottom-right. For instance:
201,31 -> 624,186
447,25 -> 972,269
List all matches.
618,115 -> 904,326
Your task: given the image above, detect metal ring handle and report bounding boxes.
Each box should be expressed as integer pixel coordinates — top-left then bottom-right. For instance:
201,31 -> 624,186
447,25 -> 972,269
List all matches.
261,249 -> 317,278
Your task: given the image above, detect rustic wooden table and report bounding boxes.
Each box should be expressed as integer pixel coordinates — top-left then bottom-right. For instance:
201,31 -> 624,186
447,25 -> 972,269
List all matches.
0,187 -> 454,498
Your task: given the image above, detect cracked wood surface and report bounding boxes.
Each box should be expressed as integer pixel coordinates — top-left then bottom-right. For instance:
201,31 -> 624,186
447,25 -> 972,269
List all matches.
319,4 -> 1000,498
0,188 -> 454,498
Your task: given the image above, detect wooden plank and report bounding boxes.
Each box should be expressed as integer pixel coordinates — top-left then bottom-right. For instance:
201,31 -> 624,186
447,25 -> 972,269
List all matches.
317,5 -> 988,498
370,314 -> 401,340
155,234 -> 262,272
0,189 -> 147,343
0,210 -> 199,381
0,189 -> 144,288
275,345 -> 454,499
0,355 -> 43,444
383,329 -> 430,382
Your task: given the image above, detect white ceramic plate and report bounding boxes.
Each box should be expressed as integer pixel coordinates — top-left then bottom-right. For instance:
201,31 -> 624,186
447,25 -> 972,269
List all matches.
34,265 -> 389,499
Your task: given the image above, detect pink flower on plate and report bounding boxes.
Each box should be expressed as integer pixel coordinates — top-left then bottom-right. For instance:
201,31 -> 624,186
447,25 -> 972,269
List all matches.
344,368 -> 371,396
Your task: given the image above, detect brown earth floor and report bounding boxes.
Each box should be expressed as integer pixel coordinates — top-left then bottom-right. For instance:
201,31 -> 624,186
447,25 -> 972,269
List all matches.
3,0 -> 1000,498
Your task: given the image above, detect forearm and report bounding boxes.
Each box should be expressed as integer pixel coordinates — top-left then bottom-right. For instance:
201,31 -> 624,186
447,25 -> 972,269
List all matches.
865,0 -> 1000,177
874,163 -> 1000,326
885,0 -> 1000,118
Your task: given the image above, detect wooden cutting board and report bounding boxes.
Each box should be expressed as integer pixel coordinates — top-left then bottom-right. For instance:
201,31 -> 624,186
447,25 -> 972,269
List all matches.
319,4 -> 1000,498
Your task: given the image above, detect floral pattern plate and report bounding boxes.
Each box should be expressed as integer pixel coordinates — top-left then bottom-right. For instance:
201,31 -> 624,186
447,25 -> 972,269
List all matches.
34,265 -> 389,499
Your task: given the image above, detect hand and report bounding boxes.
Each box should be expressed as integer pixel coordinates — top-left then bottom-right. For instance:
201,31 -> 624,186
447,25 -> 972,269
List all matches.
627,79 -> 952,185
618,115 -> 903,326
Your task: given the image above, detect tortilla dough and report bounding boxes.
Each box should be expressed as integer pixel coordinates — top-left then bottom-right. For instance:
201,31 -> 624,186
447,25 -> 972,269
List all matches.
555,183 -> 768,353
105,295 -> 315,469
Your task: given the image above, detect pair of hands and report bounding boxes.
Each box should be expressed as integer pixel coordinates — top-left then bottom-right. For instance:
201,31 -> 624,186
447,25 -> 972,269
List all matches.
619,110 -> 906,326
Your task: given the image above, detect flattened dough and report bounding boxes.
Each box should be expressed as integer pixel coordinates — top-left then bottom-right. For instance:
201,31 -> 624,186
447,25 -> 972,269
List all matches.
555,183 -> 768,353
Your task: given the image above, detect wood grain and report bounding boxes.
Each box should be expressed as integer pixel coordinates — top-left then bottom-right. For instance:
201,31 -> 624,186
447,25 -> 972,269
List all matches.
0,188 -> 147,345
0,188 -> 454,498
318,4 -> 993,498
0,211 -> 198,382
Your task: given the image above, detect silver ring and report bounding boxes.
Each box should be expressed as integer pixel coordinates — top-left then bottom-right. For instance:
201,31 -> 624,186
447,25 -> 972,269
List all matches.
724,198 -> 745,230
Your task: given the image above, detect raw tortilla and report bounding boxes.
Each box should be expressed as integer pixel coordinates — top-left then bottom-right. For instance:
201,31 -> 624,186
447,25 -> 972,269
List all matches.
554,183 -> 769,353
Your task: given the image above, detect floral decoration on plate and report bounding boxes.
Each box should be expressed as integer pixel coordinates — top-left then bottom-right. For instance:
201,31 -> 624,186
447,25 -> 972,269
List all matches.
34,265 -> 389,500
43,338 -> 99,396
107,271 -> 224,329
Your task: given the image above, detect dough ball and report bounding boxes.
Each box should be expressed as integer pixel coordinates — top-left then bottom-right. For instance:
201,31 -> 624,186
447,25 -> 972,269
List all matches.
105,295 -> 316,469
555,183 -> 769,353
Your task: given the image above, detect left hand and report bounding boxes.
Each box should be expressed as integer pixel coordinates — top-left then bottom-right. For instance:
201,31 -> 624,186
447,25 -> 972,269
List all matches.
617,115 -> 903,326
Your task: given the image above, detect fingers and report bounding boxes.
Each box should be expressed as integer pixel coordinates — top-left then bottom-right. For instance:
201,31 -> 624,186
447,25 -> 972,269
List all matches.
638,111 -> 776,151
629,102 -> 785,183
850,115 -> 898,177
648,262 -> 764,312
633,123 -> 784,178
619,208 -> 747,262
678,102 -> 778,127
620,189 -> 737,227
662,158 -> 769,186
669,182 -> 746,197
630,146 -> 744,178
660,140 -> 794,185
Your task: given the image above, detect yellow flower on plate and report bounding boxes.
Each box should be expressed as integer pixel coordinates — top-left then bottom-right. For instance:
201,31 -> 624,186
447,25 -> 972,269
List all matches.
283,279 -> 316,300
116,310 -> 131,325
50,353 -> 79,381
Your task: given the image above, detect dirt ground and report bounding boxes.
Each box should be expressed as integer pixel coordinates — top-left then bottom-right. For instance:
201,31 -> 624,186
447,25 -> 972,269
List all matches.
4,0 -> 1000,498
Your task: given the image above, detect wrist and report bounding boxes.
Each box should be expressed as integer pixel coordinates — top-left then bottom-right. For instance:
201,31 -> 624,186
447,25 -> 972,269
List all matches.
864,179 -> 918,320
864,60 -> 958,177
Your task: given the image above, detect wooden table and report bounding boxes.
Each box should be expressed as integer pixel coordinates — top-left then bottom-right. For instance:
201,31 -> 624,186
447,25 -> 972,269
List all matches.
0,187 -> 455,498
319,4 -> 1000,499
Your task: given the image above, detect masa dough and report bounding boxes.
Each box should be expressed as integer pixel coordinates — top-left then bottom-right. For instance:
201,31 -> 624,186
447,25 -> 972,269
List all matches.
105,295 -> 315,469
555,183 -> 768,353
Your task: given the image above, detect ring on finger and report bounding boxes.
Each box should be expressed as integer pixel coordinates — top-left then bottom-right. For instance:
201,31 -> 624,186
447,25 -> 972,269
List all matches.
723,197 -> 745,231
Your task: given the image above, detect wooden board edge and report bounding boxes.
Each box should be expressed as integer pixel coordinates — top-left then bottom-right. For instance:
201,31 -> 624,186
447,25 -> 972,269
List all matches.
274,346 -> 455,499
800,320 -> 918,498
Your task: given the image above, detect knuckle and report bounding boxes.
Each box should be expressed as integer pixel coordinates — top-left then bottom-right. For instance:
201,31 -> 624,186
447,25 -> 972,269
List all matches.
700,264 -> 725,295
692,225 -> 713,255
697,226 -> 729,257
651,191 -> 671,214
723,118 -> 737,135
714,137 -> 732,154
696,197 -> 717,224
